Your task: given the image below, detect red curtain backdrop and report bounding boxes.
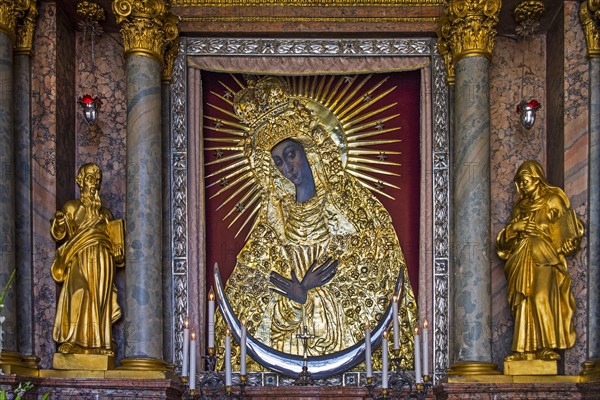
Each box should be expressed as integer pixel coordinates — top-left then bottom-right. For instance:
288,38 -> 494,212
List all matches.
202,70 -> 421,298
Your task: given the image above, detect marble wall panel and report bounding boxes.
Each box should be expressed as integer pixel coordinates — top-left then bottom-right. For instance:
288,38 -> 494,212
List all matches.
31,2 -> 60,369
563,0 -> 589,375
75,31 -> 127,362
489,34 -> 547,370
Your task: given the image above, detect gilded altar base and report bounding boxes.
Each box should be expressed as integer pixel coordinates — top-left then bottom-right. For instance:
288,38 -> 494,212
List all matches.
504,359 -> 557,376
52,353 -> 115,371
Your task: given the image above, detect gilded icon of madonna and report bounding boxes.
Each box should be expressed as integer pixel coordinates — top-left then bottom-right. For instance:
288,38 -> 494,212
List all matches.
203,74 -> 418,377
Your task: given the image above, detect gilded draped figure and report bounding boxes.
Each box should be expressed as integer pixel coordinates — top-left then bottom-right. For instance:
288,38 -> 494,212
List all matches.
209,75 -> 417,371
497,160 -> 583,361
51,163 -> 125,355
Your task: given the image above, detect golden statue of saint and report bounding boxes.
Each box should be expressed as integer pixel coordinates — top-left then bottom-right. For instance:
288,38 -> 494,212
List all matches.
209,75 -> 417,372
497,160 -> 583,361
50,163 -> 125,355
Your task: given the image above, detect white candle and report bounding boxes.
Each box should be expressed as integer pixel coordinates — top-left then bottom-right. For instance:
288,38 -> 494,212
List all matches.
240,321 -> 247,375
382,331 -> 389,389
225,329 -> 232,386
423,319 -> 429,377
392,295 -> 399,350
364,325 -> 372,378
414,327 -> 422,383
182,318 -> 190,377
208,287 -> 215,349
189,332 -> 197,390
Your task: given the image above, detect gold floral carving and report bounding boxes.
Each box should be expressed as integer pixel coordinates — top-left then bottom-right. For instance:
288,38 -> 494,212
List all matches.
437,0 -> 501,64
14,0 -> 36,54
172,0 -> 444,6
112,0 -> 177,62
161,12 -> 179,83
0,0 -> 30,42
77,1 -> 106,22
580,1 -> 600,58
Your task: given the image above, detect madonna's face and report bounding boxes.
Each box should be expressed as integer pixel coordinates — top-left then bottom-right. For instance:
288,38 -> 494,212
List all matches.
516,173 -> 538,197
271,139 -> 313,188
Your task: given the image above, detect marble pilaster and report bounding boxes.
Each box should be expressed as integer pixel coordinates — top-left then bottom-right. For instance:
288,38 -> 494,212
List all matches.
0,30 -> 16,353
588,56 -> 600,363
13,52 -> 33,357
161,82 -> 173,366
122,54 -> 164,363
450,56 -> 493,368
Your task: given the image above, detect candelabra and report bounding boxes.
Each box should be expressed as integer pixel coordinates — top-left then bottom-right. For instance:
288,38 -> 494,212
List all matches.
366,352 -> 432,400
182,350 -> 247,400
293,326 -> 315,386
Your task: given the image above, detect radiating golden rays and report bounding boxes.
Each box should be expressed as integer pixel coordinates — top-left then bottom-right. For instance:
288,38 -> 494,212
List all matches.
204,74 -> 402,237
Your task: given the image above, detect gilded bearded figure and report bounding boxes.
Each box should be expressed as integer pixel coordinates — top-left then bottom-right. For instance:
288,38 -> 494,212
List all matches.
50,163 -> 125,355
215,76 -> 417,368
497,160 -> 583,361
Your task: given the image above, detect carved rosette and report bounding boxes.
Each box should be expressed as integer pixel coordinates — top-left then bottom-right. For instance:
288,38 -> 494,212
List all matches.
14,0 -> 36,54
112,0 -> 175,62
437,0 -> 501,65
580,1 -> 600,58
161,12 -> 180,84
0,0 -> 30,42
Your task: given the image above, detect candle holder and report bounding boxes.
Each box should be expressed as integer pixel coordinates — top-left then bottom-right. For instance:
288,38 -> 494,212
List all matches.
182,351 -> 247,399
365,353 -> 432,400
293,325 -> 315,386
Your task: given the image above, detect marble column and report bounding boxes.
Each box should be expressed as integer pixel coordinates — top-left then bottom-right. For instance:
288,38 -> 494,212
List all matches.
113,0 -> 178,370
0,29 -> 17,356
14,51 -> 33,359
587,57 -> 600,364
586,55 -> 600,369
14,3 -> 37,365
439,0 -> 501,375
450,56 -> 495,371
580,0 -> 600,373
121,54 -> 165,367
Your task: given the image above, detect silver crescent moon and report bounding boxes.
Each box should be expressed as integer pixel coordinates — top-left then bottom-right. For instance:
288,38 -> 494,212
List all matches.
213,264 -> 404,379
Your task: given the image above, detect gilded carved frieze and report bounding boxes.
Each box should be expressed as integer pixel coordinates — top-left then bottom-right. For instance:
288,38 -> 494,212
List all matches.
172,0 -> 445,6
580,1 -> 600,58
0,0 -> 30,42
436,0 -> 501,78
113,0 -> 178,62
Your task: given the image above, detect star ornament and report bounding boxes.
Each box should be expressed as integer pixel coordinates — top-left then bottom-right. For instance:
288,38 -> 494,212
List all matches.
363,93 -> 372,103
214,149 -> 224,159
375,121 -> 385,130
377,152 -> 388,161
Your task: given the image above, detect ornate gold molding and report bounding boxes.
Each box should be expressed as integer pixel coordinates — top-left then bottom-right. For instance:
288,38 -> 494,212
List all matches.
0,0 -> 30,42
437,0 -> 501,65
14,0 -> 36,54
580,1 -> 600,58
436,11 -> 455,85
113,0 -> 177,62
161,12 -> 179,84
173,0 -> 445,6
181,15 -> 439,23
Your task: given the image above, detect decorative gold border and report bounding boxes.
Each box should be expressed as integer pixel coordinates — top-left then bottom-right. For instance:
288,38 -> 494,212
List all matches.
173,0 -> 445,6
181,16 -> 439,23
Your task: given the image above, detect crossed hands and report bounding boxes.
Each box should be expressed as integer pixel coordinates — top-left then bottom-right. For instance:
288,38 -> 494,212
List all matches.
269,258 -> 339,304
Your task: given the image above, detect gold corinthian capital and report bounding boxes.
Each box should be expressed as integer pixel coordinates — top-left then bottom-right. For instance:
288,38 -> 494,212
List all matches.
438,0 -> 501,64
112,0 -> 176,62
161,11 -> 179,84
0,0 -> 30,42
14,0 -> 37,54
580,1 -> 600,58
